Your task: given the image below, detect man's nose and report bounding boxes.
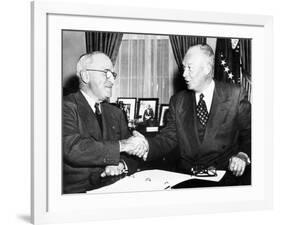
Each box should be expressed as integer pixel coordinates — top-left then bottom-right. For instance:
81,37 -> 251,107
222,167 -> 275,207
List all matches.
183,68 -> 189,78
107,75 -> 115,85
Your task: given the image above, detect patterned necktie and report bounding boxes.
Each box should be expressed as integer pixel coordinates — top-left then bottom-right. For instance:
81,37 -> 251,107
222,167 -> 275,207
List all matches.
196,94 -> 209,127
94,103 -> 103,132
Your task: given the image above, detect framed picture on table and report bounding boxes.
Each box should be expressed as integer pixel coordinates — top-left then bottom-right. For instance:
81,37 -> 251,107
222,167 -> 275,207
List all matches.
117,97 -> 137,122
137,98 -> 159,123
159,104 -> 169,127
32,1 -> 273,224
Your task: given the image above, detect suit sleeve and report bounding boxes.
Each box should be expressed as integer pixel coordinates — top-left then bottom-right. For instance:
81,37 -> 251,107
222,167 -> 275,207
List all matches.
63,101 -> 120,167
237,88 -> 251,159
146,96 -> 178,161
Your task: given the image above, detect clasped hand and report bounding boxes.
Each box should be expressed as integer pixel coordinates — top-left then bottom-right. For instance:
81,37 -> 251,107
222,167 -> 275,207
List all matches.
100,162 -> 125,178
120,130 -> 149,160
228,155 -> 246,176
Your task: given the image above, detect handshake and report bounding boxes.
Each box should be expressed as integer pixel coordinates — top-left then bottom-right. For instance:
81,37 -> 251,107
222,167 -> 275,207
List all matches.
101,131 -> 149,178
120,130 -> 149,160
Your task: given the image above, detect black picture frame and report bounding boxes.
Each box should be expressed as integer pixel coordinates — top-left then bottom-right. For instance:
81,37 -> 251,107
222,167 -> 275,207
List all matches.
117,97 -> 137,122
137,98 -> 159,122
159,104 -> 169,127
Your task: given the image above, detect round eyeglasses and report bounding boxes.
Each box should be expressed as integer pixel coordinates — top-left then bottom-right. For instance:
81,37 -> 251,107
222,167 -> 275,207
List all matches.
191,166 -> 217,177
85,69 -> 117,80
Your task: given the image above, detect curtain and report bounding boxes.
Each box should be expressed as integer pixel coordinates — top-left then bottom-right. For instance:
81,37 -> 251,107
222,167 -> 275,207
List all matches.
240,39 -> 251,78
112,35 -> 178,105
85,31 -> 123,65
240,39 -> 252,102
169,35 -> 206,71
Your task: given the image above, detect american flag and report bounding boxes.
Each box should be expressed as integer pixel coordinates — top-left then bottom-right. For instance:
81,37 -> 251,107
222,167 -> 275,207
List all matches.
214,38 -> 241,84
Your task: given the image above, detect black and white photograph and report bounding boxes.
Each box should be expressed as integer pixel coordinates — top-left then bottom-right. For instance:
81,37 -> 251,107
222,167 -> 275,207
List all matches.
29,1 -> 277,224
137,98 -> 159,123
117,97 -> 137,122
62,29 -> 252,195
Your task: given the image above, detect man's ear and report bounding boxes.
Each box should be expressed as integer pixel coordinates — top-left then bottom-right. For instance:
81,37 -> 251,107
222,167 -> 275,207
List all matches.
80,71 -> 90,84
203,63 -> 212,75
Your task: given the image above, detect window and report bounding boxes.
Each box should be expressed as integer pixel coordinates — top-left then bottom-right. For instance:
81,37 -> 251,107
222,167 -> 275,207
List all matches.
112,34 -> 178,105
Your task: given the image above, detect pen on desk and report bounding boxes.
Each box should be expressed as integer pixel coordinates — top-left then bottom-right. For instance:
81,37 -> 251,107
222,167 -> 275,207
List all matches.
164,186 -> 171,190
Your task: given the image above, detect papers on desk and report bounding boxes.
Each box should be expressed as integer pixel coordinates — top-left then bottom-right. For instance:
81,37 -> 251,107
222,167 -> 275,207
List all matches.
87,169 -> 226,194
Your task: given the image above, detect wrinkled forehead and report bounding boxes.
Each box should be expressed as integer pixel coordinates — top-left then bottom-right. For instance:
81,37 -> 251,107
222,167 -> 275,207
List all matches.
183,49 -> 203,64
85,53 -> 113,70
184,46 -> 210,65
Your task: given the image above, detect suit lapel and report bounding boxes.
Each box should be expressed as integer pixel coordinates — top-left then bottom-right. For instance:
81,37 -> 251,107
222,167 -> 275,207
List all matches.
203,81 -> 231,145
181,91 -> 201,154
100,103 -> 116,140
75,91 -> 103,139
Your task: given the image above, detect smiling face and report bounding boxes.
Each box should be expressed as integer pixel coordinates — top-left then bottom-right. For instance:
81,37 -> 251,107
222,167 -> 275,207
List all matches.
182,45 -> 214,93
81,53 -> 115,101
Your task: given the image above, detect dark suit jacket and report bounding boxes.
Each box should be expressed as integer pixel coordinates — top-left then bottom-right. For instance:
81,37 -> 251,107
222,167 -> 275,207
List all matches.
63,91 -> 138,193
147,81 -> 251,173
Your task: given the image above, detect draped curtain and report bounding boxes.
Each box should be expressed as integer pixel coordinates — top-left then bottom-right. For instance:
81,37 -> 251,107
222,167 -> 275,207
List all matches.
85,31 -> 123,65
240,39 -> 252,102
169,35 -> 206,71
112,34 -> 178,105
240,39 -> 251,78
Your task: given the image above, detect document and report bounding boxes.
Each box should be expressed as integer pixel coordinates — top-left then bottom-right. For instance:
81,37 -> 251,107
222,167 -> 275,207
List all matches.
87,169 -> 226,194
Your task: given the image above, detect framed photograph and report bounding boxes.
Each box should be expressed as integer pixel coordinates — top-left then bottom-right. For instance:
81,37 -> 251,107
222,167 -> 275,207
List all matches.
32,1 -> 273,224
159,104 -> 169,127
117,97 -> 137,122
137,98 -> 159,122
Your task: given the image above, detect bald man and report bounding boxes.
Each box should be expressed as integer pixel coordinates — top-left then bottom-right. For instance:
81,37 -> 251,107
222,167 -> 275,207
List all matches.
125,44 -> 251,185
63,52 -> 139,193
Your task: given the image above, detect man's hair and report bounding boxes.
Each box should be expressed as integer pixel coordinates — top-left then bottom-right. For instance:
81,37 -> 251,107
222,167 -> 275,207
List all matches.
76,51 -> 108,88
190,44 -> 214,66
76,51 -> 107,76
198,44 -> 215,67
188,44 -> 215,77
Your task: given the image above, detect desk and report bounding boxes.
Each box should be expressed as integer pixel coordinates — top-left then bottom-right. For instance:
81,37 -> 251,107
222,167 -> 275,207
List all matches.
87,169 -> 226,194
87,167 -> 251,194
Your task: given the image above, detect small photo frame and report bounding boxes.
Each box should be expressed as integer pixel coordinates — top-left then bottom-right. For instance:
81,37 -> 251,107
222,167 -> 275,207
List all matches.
137,98 -> 159,122
117,97 -> 137,121
159,104 -> 169,127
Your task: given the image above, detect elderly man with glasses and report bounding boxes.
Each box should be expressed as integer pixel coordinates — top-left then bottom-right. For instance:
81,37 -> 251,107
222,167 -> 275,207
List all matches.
63,52 -> 140,193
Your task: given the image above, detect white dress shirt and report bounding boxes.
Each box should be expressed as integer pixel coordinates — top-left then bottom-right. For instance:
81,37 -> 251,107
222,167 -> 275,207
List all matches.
80,90 -> 101,114
195,80 -> 215,113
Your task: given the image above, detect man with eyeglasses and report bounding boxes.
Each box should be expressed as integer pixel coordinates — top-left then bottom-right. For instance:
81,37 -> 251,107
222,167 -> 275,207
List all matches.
63,52 -> 141,193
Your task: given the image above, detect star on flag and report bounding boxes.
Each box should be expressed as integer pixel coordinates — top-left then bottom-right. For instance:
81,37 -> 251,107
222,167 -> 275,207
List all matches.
228,73 -> 234,79
219,54 -> 236,82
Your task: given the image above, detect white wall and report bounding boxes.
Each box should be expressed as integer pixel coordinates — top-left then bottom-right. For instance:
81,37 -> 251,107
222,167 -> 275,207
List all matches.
1,1 -> 280,225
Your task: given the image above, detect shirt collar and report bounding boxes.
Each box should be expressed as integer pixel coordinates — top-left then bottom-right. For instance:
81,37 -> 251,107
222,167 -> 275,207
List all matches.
195,80 -> 215,112
80,90 -> 101,113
